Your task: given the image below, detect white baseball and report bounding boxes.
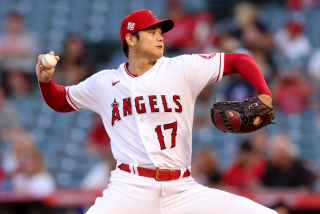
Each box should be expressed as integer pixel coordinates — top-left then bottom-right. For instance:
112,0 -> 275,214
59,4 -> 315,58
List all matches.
41,54 -> 57,69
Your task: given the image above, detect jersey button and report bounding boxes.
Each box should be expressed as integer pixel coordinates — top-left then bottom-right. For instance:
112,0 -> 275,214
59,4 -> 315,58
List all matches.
153,156 -> 157,160
135,88 -> 138,91
145,138 -> 148,142
140,118 -> 143,122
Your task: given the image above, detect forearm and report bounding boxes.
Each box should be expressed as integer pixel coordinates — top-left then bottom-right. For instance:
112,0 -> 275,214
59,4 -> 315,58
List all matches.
39,79 -> 75,113
224,53 -> 272,97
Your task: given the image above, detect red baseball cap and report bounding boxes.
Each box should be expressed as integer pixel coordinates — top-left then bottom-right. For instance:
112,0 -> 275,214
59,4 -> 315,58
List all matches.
120,9 -> 174,43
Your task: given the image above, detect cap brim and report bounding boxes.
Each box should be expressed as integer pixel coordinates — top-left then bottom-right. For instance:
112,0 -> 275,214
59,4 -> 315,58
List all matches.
140,19 -> 174,34
158,19 -> 174,34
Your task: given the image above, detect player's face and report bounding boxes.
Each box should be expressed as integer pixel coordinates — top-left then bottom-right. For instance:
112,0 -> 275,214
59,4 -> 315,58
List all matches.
135,24 -> 164,60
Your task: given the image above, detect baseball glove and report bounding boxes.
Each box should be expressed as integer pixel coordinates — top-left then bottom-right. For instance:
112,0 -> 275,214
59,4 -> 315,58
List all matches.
210,97 -> 275,134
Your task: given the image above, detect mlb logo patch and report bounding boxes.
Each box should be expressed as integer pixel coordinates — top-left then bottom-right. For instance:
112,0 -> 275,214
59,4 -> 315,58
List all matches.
127,22 -> 135,31
198,54 -> 216,59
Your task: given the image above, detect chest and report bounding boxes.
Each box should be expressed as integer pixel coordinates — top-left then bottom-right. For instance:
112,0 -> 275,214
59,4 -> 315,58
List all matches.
98,67 -> 190,126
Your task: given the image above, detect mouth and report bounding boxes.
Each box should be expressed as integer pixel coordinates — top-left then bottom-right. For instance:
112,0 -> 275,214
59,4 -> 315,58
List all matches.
156,45 -> 163,49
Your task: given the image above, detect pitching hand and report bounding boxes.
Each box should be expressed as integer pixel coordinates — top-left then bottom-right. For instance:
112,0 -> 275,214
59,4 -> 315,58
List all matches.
253,94 -> 272,126
36,51 -> 60,83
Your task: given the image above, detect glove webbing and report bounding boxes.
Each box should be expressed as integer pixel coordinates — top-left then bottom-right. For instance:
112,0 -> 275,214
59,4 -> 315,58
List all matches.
220,110 -> 235,133
210,108 -> 236,133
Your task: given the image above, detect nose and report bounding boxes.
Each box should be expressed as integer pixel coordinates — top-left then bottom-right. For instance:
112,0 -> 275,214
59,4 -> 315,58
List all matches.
158,34 -> 163,42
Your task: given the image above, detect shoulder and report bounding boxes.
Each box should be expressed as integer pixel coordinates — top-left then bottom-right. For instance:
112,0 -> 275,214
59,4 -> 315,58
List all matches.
87,68 -> 119,83
170,53 -> 218,61
95,68 -> 118,77
157,55 -> 191,72
161,54 -> 198,66
162,54 -> 195,61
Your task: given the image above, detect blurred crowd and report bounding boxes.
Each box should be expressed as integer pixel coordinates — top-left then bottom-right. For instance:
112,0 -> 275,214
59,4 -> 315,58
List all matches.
192,132 -> 314,189
0,2 -> 319,213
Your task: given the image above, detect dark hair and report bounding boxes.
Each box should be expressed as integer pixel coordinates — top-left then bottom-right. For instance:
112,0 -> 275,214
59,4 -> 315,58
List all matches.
122,31 -> 140,58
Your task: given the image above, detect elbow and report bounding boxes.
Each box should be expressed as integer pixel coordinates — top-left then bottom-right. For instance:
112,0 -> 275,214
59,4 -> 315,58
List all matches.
43,100 -> 71,113
54,108 -> 69,113
237,53 -> 253,61
233,53 -> 256,67
227,53 -> 255,65
54,104 -> 74,113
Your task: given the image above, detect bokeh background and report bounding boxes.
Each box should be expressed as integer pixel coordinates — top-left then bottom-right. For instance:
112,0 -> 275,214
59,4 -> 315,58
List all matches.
0,0 -> 320,213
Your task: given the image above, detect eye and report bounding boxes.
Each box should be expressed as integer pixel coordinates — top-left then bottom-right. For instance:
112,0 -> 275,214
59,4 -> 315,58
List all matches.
150,31 -> 155,34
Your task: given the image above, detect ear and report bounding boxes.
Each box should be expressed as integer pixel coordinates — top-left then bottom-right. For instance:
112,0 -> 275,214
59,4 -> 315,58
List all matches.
125,34 -> 135,47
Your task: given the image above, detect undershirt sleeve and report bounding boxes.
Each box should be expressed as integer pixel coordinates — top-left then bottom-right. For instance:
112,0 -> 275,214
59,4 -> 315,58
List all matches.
39,79 -> 75,113
223,53 -> 272,97
39,73 -> 101,114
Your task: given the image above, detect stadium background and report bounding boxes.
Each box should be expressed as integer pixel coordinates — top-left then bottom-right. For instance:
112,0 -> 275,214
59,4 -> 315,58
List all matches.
0,0 -> 320,213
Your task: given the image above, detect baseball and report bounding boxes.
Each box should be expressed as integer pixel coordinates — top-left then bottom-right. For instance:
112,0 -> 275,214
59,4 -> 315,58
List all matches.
41,54 -> 57,69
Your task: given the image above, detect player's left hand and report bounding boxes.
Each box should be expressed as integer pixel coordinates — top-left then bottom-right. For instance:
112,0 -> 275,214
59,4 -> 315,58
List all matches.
253,94 -> 272,126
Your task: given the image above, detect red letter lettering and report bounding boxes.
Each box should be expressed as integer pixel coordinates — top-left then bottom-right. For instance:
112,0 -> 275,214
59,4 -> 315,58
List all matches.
135,96 -> 146,114
161,95 -> 172,112
149,95 -> 159,112
123,98 -> 132,116
173,95 -> 182,113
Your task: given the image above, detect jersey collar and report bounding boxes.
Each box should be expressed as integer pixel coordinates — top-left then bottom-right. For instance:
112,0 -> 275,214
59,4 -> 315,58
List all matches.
124,62 -> 145,78
124,58 -> 163,78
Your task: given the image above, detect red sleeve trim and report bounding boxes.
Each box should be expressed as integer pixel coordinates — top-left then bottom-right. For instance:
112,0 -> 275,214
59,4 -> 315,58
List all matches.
66,87 -> 82,111
216,53 -> 222,82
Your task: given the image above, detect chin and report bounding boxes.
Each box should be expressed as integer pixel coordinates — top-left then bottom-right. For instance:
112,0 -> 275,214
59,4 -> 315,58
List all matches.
146,49 -> 163,61
155,51 -> 164,59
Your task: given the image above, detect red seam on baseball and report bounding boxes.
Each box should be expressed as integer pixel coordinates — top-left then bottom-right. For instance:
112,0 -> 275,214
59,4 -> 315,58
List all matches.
42,56 -> 56,68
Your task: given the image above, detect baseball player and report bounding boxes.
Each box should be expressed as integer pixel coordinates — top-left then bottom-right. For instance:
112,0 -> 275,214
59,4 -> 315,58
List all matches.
36,10 -> 277,214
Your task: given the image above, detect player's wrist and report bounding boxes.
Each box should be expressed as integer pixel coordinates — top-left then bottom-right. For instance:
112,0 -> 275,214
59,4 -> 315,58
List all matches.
38,76 -> 52,83
258,94 -> 272,107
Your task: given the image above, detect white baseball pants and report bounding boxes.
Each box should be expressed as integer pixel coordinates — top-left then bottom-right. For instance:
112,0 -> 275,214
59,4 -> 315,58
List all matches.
86,168 -> 277,214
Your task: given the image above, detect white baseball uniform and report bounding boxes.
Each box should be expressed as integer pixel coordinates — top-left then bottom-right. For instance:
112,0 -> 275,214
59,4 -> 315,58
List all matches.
65,53 -> 276,214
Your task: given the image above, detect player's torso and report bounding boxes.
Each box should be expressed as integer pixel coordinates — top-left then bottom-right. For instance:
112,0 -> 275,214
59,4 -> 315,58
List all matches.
97,57 -> 194,169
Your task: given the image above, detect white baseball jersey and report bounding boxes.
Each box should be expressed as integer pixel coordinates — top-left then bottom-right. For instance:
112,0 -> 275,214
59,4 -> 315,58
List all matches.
66,53 -> 224,170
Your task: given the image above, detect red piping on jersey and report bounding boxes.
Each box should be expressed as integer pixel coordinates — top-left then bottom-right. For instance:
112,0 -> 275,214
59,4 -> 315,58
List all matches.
124,62 -> 145,78
67,87 -> 82,111
216,53 -> 221,82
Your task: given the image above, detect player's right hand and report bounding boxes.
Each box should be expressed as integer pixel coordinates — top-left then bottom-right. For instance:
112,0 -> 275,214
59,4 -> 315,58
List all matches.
36,51 -> 60,83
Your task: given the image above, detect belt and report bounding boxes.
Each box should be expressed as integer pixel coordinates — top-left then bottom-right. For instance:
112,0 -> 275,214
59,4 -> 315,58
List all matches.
118,163 -> 191,181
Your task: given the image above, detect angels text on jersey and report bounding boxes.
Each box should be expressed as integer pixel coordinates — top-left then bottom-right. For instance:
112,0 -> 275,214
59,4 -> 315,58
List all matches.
111,95 -> 182,126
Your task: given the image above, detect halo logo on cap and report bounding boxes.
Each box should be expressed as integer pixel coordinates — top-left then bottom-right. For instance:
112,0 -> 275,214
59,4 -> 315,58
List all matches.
149,10 -> 158,20
127,22 -> 135,31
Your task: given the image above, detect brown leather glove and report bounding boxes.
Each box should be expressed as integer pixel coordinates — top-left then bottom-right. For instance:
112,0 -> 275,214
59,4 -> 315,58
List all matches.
211,97 -> 275,134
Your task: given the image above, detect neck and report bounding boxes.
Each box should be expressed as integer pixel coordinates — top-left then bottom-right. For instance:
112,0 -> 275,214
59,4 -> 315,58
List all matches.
128,56 -> 156,76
